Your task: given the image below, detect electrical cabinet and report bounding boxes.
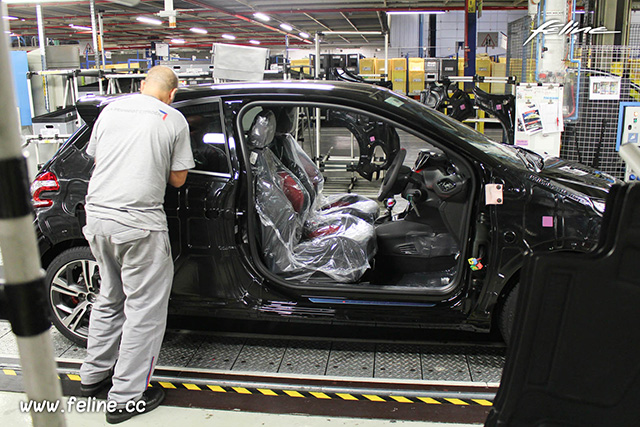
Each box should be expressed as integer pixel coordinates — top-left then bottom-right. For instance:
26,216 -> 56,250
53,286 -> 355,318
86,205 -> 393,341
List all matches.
616,102 -> 640,181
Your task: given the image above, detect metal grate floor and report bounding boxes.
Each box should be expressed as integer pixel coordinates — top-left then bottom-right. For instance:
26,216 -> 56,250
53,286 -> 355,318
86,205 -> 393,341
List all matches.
0,320 -> 505,385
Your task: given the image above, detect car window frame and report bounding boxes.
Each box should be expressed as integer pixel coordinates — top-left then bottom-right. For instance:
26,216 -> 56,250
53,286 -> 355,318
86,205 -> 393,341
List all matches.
174,96 -> 233,178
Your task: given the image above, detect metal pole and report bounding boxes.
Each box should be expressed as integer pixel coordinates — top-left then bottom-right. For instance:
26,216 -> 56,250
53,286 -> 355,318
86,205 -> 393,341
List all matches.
98,10 -> 106,71
314,32 -> 321,165
36,4 -> 49,112
0,11 -> 66,427
314,32 -> 320,79
384,14 -> 389,82
89,0 -> 103,94
284,34 -> 289,80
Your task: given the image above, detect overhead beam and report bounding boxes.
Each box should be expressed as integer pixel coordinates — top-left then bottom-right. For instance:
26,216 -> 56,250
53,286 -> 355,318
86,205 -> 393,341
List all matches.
340,11 -> 368,42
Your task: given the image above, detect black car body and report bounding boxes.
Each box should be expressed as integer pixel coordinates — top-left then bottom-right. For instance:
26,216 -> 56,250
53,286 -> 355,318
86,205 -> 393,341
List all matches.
32,81 -> 615,345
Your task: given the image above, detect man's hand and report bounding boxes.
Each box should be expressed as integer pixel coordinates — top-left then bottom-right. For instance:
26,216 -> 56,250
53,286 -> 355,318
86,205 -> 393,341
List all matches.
169,170 -> 189,187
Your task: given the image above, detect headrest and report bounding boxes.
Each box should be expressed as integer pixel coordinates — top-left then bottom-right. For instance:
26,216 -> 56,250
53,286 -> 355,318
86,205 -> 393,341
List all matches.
248,109 -> 276,149
276,107 -> 297,135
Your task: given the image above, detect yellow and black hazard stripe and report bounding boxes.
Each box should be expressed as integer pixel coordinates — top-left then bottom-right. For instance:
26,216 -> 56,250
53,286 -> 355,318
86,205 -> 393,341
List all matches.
1,369 -> 493,407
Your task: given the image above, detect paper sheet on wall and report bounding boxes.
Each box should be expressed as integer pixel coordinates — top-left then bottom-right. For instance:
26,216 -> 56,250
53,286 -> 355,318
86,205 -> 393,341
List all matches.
514,84 -> 564,157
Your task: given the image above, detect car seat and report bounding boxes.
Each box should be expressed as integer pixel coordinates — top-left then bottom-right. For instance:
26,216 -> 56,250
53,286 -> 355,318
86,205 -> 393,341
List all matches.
247,108 -> 376,283
273,107 -> 380,223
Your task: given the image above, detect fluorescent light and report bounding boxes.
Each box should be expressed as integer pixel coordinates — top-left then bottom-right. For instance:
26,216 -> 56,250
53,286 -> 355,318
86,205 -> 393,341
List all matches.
387,10 -> 445,15
221,34 -> 236,40
299,32 -> 310,38
69,24 -> 92,31
574,10 -> 586,14
171,38 -> 185,44
249,39 -> 260,45
253,12 -> 270,22
279,23 -> 293,32
190,27 -> 207,34
136,16 -> 162,25
6,0 -> 85,3
3,16 -> 19,20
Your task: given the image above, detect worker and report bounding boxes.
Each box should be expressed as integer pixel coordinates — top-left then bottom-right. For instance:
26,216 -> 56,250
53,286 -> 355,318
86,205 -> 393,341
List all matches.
78,65 -> 195,424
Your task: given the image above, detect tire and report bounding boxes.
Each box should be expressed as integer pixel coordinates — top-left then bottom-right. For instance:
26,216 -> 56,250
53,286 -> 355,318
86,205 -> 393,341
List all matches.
45,247 -> 99,347
499,283 -> 520,346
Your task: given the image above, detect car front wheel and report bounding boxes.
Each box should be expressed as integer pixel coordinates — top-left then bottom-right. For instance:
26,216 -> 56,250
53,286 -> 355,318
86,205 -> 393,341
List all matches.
45,247 -> 99,347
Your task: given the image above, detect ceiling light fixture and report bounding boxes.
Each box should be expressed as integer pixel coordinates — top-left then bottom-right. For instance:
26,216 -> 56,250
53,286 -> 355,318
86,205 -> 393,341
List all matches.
253,12 -> 270,22
299,32 -> 310,38
2,16 -> 19,20
279,23 -> 293,32
190,27 -> 207,34
171,38 -> 185,44
387,10 -> 445,15
136,16 -> 163,25
249,39 -> 260,45
221,34 -> 236,40
69,24 -> 92,31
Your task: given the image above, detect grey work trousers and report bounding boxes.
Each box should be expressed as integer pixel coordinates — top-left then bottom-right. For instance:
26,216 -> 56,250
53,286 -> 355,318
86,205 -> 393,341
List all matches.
80,216 -> 173,404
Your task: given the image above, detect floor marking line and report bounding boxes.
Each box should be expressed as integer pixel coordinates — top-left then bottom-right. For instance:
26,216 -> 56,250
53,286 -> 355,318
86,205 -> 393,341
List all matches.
444,398 -> 469,405
417,397 -> 442,404
363,394 -> 386,402
309,392 -> 331,399
283,390 -> 305,398
257,388 -> 278,396
336,393 -> 358,401
158,382 -> 177,389
390,395 -> 414,403
183,383 -> 201,391
207,385 -> 226,392
232,387 -> 252,394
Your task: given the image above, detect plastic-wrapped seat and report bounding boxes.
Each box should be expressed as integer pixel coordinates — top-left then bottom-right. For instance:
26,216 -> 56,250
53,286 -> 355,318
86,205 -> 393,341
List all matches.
273,107 -> 380,223
248,108 -> 376,283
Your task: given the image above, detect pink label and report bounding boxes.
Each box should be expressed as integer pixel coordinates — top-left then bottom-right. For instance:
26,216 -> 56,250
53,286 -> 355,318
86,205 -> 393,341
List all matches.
460,105 -> 466,110
496,104 -> 502,110
370,136 -> 376,142
542,216 -> 554,227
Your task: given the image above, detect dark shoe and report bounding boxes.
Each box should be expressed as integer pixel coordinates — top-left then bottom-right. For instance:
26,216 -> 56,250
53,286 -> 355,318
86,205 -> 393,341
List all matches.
80,373 -> 113,397
106,387 -> 166,424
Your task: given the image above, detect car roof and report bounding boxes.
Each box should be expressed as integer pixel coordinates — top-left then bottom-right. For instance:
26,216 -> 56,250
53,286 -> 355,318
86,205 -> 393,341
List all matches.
77,81 -> 400,124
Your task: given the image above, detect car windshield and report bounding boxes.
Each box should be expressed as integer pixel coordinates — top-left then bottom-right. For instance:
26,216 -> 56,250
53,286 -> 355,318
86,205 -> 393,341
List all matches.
373,89 -> 540,170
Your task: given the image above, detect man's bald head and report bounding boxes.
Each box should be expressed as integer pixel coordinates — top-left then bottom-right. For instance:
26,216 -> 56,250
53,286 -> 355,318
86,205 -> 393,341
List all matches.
141,65 -> 179,105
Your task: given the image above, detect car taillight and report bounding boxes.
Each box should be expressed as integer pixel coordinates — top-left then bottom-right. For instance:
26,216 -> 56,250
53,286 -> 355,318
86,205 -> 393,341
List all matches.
31,172 -> 60,208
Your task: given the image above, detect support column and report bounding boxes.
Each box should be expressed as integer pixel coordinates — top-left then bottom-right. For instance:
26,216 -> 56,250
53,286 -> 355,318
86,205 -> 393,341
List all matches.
464,0 -> 477,89
89,0 -> 102,94
36,4 -> 49,112
594,0 -> 631,45
428,14 -> 437,58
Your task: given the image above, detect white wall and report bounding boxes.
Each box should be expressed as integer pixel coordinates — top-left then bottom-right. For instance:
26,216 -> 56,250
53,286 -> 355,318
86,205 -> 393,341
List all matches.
385,10 -> 527,59
434,10 -> 527,58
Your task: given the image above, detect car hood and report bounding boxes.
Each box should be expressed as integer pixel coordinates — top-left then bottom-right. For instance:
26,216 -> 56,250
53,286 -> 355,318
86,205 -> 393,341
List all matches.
539,158 -> 619,199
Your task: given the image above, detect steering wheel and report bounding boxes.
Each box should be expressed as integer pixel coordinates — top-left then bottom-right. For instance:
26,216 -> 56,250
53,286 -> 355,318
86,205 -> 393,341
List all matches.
377,148 -> 406,201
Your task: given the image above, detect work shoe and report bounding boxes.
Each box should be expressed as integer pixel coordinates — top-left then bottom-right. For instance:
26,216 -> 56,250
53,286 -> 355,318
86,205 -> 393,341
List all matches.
80,373 -> 113,397
106,387 -> 166,424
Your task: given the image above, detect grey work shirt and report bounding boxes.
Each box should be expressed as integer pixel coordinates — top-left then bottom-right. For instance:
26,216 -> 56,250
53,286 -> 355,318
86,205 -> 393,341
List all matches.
85,93 -> 195,231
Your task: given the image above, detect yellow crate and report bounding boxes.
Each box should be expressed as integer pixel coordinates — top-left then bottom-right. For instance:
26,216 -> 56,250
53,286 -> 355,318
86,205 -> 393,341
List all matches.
491,62 -> 507,94
374,59 -> 386,75
476,55 -> 492,77
359,58 -> 375,73
408,58 -> 424,72
390,58 -> 407,72
610,62 -> 624,77
392,78 -> 407,94
408,72 -> 424,94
